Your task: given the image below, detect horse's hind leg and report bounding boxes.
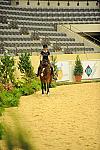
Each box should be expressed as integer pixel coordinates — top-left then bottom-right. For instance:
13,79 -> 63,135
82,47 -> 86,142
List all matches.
41,82 -> 44,95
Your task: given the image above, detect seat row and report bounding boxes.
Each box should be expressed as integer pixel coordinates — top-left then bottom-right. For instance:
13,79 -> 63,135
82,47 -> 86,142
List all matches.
66,47 -> 94,51
0,28 -> 67,36
0,5 -> 99,12
1,9 -> 99,17
6,15 -> 100,23
0,1 -> 10,5
2,41 -> 84,47
0,46 -> 94,54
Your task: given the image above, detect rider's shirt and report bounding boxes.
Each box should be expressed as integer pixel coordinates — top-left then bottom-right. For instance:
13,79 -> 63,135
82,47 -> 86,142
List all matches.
41,50 -> 50,61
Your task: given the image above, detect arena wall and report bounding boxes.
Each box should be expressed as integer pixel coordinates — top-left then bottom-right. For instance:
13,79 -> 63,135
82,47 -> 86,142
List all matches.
15,53 -> 100,81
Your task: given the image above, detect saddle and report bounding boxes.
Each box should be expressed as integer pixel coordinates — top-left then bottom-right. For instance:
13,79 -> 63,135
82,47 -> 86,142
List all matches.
40,59 -> 50,68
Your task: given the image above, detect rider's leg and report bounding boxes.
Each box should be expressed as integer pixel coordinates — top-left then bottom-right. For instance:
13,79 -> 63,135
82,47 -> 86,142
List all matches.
37,60 -> 43,77
50,65 -> 54,75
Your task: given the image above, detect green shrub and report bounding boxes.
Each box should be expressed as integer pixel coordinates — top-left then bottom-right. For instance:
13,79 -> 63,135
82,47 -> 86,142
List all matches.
50,80 -> 57,88
20,84 -> 35,96
0,87 -> 21,115
3,117 -> 36,150
11,88 -> 22,98
31,79 -> 41,91
14,78 -> 41,96
0,90 -> 20,108
0,107 -> 4,116
0,123 -> 4,140
0,105 -> 4,116
0,83 -> 4,92
18,52 -> 35,79
74,55 -> 83,76
14,80 -> 24,88
0,52 -> 15,84
0,95 -> 5,116
0,100 -> 4,116
16,78 -> 41,96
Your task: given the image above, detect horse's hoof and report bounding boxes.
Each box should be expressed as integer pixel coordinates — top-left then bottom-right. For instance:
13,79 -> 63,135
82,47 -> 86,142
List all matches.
47,92 -> 50,96
42,94 -> 44,96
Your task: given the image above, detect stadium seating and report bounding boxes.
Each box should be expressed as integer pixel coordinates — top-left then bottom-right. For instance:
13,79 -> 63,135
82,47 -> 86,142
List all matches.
0,2 -> 99,55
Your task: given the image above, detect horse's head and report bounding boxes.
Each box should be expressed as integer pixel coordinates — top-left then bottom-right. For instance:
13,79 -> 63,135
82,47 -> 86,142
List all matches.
40,60 -> 51,80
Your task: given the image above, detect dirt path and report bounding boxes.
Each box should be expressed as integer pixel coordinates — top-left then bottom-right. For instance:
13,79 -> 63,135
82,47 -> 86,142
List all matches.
2,82 -> 100,150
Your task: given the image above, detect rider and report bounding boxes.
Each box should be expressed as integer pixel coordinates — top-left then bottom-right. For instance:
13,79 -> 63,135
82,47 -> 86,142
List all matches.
37,44 -> 53,77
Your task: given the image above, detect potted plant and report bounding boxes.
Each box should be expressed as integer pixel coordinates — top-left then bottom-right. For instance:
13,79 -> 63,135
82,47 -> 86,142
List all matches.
51,55 -> 58,81
73,55 -> 83,82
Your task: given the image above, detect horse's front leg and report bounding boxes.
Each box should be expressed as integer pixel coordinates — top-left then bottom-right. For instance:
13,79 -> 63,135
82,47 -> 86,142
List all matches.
47,83 -> 50,95
41,82 -> 44,95
44,83 -> 46,93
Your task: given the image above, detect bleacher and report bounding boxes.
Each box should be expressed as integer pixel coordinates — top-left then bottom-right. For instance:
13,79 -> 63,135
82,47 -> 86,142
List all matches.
0,1 -> 100,55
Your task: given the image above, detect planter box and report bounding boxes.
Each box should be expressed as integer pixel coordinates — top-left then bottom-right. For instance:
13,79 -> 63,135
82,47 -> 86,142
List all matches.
75,75 -> 82,82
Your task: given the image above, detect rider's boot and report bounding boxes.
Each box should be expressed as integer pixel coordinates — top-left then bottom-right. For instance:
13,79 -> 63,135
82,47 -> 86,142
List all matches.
51,66 -> 54,77
37,66 -> 40,77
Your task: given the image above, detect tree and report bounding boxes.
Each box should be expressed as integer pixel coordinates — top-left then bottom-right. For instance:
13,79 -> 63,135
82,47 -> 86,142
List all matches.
51,55 -> 58,80
73,55 -> 83,82
0,52 -> 15,84
18,52 -> 35,80
74,55 -> 83,76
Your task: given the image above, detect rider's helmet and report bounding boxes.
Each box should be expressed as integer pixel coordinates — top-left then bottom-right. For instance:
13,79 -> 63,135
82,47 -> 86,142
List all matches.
43,44 -> 48,48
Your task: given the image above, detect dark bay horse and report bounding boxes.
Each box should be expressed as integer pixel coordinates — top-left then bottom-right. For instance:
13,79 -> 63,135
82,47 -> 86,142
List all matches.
39,60 -> 52,95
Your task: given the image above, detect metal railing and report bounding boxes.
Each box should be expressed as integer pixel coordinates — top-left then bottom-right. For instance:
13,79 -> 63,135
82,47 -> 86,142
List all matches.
61,24 -> 100,52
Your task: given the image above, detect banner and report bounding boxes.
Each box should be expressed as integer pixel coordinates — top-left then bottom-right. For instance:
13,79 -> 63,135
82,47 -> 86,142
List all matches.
56,60 -> 100,82
82,60 -> 100,79
56,61 -> 70,82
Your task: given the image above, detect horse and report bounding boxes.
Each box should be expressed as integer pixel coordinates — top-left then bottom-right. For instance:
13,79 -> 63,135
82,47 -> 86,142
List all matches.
39,60 -> 52,95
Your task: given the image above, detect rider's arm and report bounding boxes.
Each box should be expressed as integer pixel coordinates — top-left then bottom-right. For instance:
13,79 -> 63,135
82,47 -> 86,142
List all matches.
48,55 -> 51,61
48,51 -> 50,62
